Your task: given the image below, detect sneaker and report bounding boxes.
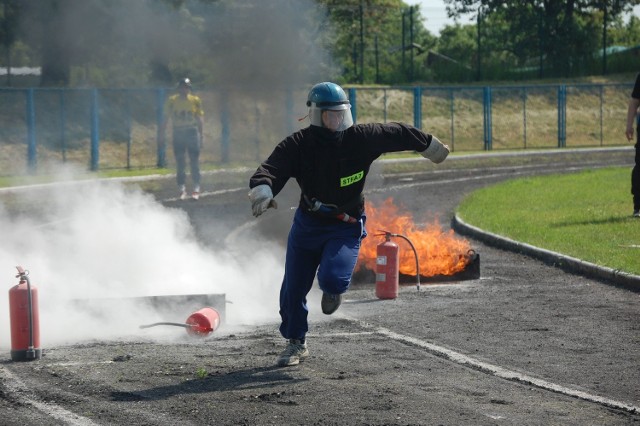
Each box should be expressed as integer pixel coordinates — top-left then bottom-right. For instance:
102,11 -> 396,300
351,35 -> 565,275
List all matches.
192,191 -> 200,200
321,292 -> 342,315
277,339 -> 309,367
179,185 -> 188,200
634,209 -> 640,217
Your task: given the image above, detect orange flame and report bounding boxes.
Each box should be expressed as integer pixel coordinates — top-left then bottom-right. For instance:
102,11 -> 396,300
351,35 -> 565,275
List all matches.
358,197 -> 472,277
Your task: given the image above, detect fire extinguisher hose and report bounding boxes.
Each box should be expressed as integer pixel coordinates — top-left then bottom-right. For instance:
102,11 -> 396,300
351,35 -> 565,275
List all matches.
394,234 -> 421,291
26,274 -> 35,358
138,322 -> 213,333
139,322 -> 192,329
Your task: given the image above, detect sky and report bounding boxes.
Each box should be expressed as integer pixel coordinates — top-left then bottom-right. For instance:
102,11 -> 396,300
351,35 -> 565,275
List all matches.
406,0 -> 474,35
406,0 -> 640,36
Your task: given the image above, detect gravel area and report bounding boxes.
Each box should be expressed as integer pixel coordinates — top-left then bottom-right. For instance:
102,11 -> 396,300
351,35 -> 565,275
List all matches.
0,147 -> 638,425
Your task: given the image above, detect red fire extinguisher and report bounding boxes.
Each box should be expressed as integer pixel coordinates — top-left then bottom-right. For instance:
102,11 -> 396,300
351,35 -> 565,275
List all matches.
139,307 -> 221,337
9,266 -> 41,361
185,307 -> 221,337
375,231 -> 421,300
376,233 -> 399,299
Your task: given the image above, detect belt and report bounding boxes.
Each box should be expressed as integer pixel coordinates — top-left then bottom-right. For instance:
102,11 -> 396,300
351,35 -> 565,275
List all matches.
302,194 -> 361,224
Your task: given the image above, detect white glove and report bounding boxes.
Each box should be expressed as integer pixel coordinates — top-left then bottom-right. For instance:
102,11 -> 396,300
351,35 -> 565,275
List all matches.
248,184 -> 278,217
420,136 -> 449,163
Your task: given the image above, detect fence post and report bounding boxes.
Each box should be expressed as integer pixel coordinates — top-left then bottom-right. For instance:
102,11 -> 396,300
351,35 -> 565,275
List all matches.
522,87 -> 528,149
126,94 -> 132,169
413,86 -> 422,129
449,88 -> 455,151
156,88 -> 166,168
90,89 -> 99,171
483,86 -> 492,150
59,90 -> 67,162
254,103 -> 261,162
599,85 -> 604,146
26,88 -> 36,173
557,85 -> 566,148
383,89 -> 388,123
285,88 -> 294,135
349,88 -> 357,124
220,89 -> 230,163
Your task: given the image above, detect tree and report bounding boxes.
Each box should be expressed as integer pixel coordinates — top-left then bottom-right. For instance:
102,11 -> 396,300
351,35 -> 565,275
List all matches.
435,23 -> 477,81
18,0 -> 211,87
6,0 -> 640,88
0,0 -> 21,85
316,0 -> 436,84
609,14 -> 640,45
443,0 -> 640,78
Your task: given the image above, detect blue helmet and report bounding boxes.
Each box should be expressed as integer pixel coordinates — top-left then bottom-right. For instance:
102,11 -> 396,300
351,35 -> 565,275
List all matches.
306,82 -> 353,131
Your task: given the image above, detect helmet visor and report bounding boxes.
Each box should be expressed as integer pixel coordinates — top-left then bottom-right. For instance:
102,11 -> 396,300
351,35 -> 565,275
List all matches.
309,102 -> 353,131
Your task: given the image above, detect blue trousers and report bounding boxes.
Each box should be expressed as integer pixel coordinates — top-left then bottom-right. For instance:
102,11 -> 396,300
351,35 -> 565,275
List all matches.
173,127 -> 201,188
279,208 -> 366,340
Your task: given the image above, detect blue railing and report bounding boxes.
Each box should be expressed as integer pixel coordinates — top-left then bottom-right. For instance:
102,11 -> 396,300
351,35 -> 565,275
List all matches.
0,83 -> 633,175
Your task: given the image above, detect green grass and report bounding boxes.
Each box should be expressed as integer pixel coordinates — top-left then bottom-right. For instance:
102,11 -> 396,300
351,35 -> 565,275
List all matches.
456,167 -> 640,275
0,162 -> 247,188
0,167 -> 172,188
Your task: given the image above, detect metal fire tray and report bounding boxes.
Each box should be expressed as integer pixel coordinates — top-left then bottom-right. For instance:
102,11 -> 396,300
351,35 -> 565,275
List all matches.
400,252 -> 480,284
353,252 -> 480,285
70,293 -> 226,325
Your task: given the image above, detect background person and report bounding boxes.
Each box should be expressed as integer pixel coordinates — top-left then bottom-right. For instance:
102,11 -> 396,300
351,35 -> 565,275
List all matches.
160,77 -> 205,200
248,81 -> 450,367
625,72 -> 640,217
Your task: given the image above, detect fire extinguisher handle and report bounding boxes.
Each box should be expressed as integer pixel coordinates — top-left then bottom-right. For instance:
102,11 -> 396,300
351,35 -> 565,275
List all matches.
15,265 -> 27,278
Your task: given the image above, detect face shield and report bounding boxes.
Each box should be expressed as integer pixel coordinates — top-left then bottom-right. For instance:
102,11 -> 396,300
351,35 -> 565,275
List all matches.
309,102 -> 354,132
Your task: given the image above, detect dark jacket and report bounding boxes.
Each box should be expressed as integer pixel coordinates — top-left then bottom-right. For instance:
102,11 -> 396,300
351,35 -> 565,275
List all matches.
249,122 -> 434,217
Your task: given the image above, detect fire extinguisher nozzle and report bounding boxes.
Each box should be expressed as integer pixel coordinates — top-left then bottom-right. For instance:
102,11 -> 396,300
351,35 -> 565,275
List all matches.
139,322 -> 192,329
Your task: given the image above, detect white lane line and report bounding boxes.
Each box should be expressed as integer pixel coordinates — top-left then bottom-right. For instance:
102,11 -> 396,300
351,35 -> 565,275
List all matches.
163,187 -> 244,203
344,317 -> 640,415
311,331 -> 376,338
0,365 -> 99,426
370,165 -> 617,193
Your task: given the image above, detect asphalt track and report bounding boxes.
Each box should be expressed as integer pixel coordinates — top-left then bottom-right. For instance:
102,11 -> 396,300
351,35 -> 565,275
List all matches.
0,147 -> 638,425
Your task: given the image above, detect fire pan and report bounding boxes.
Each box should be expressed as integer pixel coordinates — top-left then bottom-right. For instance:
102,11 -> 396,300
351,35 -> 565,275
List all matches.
353,251 -> 480,285
401,251 -> 480,284
70,293 -> 226,325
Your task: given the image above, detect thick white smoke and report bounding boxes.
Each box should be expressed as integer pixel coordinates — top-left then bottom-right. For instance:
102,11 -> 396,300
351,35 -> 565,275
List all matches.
0,173 -> 284,349
1,0 -> 339,351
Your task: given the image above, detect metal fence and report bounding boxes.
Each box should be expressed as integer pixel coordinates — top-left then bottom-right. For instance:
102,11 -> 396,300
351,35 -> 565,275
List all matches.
0,83 -> 633,176
352,83 -> 632,152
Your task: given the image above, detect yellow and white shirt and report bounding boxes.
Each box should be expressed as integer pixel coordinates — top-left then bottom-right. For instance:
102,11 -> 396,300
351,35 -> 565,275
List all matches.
163,94 -> 204,128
